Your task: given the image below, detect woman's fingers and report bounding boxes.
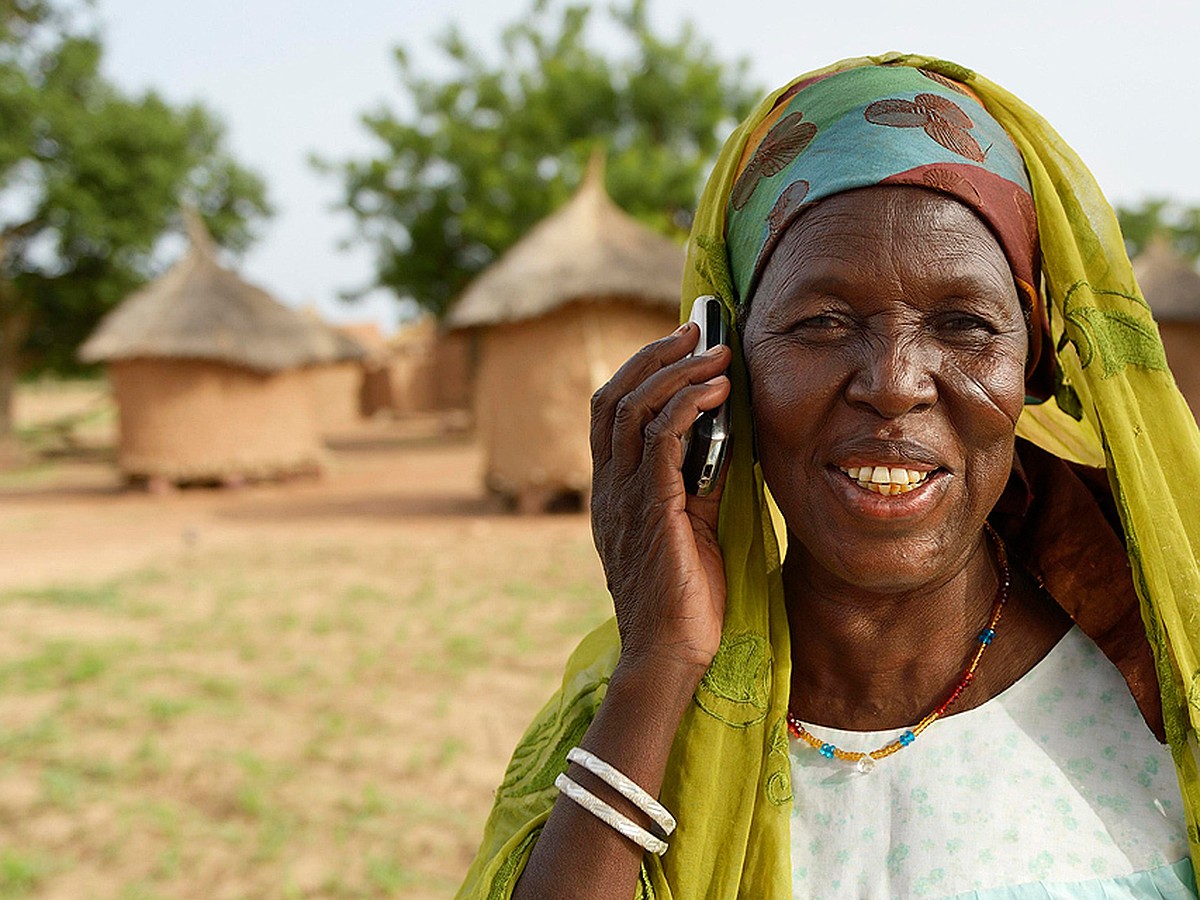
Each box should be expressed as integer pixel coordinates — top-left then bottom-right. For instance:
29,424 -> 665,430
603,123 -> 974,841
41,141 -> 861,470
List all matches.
590,324 -> 699,470
609,345 -> 732,475
641,374 -> 731,479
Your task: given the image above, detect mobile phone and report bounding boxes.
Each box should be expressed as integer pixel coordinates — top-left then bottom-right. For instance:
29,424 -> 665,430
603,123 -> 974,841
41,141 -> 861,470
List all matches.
681,296 -> 731,496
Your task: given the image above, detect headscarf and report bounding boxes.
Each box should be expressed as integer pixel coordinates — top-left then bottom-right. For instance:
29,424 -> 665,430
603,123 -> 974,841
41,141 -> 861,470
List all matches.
724,64 -> 1052,396
456,53 -> 1200,900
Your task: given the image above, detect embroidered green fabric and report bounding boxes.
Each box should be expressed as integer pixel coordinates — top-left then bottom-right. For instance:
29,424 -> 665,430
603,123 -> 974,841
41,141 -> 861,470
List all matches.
454,53 -> 1200,898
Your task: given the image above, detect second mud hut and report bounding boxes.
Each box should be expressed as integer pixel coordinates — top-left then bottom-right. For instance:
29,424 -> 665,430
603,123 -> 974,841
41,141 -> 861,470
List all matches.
446,156 -> 685,512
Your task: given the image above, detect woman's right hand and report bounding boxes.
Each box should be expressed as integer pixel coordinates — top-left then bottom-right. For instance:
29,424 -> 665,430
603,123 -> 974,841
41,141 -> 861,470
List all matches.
589,321 -> 733,688
512,324 -> 733,900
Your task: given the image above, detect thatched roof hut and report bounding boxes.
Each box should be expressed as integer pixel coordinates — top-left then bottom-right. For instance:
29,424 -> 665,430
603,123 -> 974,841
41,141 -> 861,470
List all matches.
447,156 -> 683,330
1134,236 -> 1200,322
445,154 -> 685,512
80,214 -> 363,484
298,307 -> 373,433
1133,236 -> 1200,419
375,316 -> 435,416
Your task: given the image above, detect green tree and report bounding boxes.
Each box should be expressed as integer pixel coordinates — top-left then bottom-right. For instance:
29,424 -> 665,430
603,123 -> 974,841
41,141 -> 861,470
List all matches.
322,0 -> 759,319
1116,198 -> 1200,263
0,0 -> 271,439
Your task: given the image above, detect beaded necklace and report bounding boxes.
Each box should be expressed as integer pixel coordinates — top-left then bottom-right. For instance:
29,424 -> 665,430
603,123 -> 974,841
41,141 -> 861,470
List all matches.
786,524 -> 1011,774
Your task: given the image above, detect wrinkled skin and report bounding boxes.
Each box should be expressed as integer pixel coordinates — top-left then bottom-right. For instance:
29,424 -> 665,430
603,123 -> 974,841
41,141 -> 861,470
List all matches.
743,186 -> 1028,599
588,185 -> 1029,682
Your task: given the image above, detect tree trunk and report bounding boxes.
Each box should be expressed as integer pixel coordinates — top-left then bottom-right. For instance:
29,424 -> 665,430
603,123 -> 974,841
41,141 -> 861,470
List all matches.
0,306 -> 27,440
0,253 -> 31,442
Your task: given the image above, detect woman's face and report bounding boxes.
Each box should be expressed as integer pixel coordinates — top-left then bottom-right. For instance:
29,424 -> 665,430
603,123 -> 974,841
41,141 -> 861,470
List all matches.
742,186 -> 1028,593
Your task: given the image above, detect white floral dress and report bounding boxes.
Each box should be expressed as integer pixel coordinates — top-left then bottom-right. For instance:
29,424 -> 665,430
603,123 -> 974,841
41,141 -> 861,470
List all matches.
789,626 -> 1195,899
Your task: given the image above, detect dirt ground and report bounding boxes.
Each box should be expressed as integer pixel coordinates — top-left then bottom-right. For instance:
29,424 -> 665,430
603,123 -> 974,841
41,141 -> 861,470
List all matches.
0,384 -> 612,899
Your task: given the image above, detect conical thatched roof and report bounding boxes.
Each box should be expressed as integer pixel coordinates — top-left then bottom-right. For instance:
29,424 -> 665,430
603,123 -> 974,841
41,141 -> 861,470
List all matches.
445,154 -> 685,329
1133,235 -> 1200,322
80,214 -> 365,371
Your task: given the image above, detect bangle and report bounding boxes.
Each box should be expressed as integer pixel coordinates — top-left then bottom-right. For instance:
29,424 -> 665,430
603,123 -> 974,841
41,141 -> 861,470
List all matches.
554,774 -> 669,855
567,746 -> 676,836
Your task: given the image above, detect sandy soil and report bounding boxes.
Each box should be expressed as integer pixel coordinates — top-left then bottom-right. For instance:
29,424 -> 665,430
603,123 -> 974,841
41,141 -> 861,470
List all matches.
2,415 -> 505,592
0,388 -> 612,899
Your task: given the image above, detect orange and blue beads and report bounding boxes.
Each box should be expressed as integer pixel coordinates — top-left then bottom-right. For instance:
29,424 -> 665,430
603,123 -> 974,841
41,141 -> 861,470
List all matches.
787,525 -> 1010,773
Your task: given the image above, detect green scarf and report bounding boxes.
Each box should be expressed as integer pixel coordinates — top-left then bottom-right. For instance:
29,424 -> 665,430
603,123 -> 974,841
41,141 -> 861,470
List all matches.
456,53 -> 1200,899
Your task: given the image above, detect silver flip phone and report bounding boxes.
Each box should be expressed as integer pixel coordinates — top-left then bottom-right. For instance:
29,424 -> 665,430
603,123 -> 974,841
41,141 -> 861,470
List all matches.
681,296 -> 731,496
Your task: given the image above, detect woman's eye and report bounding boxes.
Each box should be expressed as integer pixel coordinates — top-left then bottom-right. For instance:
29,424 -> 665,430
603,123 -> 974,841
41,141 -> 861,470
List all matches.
939,313 -> 997,335
796,313 -> 849,331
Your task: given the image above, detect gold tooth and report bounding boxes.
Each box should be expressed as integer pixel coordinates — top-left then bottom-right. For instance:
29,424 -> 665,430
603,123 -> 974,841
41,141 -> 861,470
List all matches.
855,479 -> 919,496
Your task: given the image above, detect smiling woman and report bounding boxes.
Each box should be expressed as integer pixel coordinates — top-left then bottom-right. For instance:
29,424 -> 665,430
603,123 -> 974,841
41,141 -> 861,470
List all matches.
746,189 -> 1029,589
457,54 -> 1200,900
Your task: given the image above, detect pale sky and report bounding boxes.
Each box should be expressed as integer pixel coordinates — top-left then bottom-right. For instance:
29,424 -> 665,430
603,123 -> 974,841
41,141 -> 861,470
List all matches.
97,0 -> 1200,332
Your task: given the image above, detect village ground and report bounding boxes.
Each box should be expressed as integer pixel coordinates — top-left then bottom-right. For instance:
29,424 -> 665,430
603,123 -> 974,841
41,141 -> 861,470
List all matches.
0,381 -> 612,899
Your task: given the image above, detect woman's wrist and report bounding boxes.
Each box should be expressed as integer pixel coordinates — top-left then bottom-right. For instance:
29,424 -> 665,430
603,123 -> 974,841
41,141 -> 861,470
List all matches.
609,651 -> 708,721
514,655 -> 697,900
562,654 -> 699,840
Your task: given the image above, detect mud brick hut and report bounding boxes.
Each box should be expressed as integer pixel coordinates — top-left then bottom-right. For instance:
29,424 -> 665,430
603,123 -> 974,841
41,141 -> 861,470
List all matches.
445,156 -> 685,512
300,310 -> 372,432
379,317 -> 473,417
330,321 -> 397,419
1133,237 -> 1200,420
376,316 -> 438,417
80,215 -> 364,487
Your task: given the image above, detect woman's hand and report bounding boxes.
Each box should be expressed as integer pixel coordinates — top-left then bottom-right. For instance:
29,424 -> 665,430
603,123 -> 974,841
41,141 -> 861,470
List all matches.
511,325 -> 732,900
590,321 -> 733,686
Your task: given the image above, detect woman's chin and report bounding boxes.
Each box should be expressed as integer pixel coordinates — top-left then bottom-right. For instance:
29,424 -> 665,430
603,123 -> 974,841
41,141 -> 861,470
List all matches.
780,468 -> 982,591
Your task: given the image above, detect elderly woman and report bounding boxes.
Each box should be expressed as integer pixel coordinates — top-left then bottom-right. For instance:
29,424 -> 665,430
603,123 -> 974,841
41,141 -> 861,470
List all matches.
457,54 -> 1200,899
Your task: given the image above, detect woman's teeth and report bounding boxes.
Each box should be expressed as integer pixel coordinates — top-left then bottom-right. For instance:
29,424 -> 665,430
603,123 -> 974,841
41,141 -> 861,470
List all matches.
839,465 -> 932,495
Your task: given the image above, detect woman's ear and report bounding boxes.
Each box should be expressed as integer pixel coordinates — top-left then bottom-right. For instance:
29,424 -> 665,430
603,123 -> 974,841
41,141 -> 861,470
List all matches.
1018,277 -> 1054,401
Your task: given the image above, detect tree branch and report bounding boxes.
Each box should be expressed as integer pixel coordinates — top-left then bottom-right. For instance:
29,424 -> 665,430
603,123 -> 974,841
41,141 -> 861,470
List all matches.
1,215 -> 45,244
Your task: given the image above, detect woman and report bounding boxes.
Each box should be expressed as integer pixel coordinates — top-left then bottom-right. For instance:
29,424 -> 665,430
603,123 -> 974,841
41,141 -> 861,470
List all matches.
457,54 -> 1200,899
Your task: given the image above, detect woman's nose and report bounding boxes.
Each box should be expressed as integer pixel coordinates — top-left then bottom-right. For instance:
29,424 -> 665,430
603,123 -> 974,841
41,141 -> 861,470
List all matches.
843,333 -> 938,419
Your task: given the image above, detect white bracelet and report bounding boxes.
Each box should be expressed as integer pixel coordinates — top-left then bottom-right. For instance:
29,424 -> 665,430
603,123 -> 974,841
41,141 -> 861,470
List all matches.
554,773 -> 669,855
567,746 -> 677,836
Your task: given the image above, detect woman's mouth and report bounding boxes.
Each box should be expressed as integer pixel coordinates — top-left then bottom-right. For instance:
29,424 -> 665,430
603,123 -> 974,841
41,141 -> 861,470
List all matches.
838,465 -> 934,496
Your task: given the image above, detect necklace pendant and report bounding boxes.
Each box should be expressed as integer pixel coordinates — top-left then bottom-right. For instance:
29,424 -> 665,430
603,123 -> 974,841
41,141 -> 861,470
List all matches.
854,755 -> 876,774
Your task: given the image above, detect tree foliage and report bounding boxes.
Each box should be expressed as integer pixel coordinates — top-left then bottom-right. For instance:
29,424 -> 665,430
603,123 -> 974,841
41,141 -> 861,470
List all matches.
1116,198 -> 1200,264
323,0 -> 760,318
0,0 -> 271,437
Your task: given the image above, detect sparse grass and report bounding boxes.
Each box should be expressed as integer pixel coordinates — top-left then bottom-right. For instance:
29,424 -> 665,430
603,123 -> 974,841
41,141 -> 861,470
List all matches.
144,695 -> 194,724
0,639 -> 124,692
364,854 -> 417,892
0,715 -> 62,758
0,849 -> 56,898
0,526 -> 610,898
0,391 -> 610,897
0,583 -> 122,608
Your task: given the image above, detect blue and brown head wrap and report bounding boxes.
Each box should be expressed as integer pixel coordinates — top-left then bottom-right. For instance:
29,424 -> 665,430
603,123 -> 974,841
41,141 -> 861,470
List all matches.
725,64 -> 1051,393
